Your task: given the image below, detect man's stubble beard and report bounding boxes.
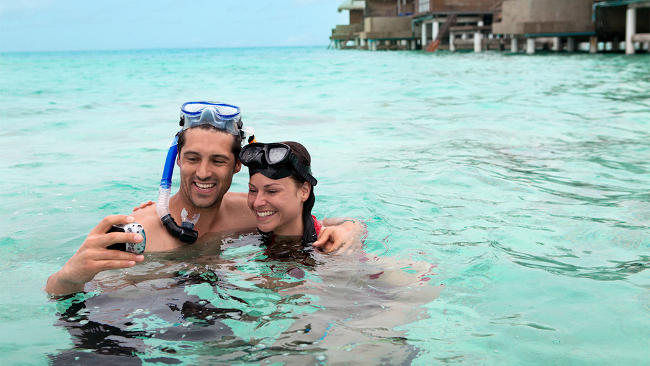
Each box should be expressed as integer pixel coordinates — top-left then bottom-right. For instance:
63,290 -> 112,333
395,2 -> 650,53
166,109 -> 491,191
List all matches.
183,176 -> 233,211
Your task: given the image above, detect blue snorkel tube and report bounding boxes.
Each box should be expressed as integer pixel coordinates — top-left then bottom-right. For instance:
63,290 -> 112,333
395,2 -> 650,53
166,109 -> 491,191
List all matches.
156,134 -> 200,243
156,101 -> 250,244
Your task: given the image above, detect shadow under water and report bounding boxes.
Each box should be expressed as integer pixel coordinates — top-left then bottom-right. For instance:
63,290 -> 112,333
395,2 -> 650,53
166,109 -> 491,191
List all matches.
50,233 -> 441,365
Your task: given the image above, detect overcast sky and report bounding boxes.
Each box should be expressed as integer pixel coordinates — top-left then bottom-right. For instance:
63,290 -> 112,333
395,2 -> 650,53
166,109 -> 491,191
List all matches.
0,0 -> 349,52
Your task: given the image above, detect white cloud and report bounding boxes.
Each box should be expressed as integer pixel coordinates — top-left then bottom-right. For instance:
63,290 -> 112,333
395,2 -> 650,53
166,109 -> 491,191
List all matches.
0,0 -> 54,15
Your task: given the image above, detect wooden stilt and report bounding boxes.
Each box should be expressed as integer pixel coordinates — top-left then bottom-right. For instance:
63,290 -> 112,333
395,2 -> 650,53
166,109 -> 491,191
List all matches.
626,6 -> 637,55
526,38 -> 535,54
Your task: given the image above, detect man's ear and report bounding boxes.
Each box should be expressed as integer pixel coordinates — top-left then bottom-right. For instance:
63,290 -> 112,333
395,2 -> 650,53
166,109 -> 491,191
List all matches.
233,160 -> 241,174
176,153 -> 181,167
299,182 -> 310,202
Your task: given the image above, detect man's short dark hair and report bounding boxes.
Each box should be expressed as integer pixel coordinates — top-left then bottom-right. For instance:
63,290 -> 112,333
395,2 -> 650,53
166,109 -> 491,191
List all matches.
176,124 -> 242,162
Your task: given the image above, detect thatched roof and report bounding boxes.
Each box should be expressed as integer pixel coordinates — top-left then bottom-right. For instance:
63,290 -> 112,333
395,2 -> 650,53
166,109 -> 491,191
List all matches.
338,0 -> 365,12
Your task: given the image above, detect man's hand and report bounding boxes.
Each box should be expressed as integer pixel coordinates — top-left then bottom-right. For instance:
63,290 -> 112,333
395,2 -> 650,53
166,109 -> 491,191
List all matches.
132,200 -> 155,212
45,215 -> 145,296
312,219 -> 365,254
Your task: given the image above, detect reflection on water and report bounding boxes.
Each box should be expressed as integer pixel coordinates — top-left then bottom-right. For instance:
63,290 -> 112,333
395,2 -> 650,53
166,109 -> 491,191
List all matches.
50,233 -> 441,365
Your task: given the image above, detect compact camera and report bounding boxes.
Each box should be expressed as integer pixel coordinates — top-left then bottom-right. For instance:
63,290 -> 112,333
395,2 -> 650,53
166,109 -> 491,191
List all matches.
107,223 -> 146,254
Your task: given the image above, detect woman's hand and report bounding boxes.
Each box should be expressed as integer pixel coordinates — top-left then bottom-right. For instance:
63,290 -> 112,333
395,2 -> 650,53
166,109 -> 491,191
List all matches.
132,200 -> 155,212
312,219 -> 366,254
45,215 -> 145,296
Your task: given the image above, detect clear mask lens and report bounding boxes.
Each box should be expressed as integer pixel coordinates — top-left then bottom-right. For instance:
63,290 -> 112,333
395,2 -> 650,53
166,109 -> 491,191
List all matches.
181,101 -> 241,135
267,146 -> 289,164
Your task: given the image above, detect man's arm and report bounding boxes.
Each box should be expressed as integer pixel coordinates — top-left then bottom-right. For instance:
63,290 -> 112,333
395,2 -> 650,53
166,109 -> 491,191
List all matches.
45,215 -> 145,296
312,218 -> 367,254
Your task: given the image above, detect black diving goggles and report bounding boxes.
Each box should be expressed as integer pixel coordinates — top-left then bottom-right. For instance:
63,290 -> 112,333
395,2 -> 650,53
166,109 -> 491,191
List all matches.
240,143 -> 317,187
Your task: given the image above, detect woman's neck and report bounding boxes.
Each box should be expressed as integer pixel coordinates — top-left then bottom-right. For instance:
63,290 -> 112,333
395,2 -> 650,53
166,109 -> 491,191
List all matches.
272,213 -> 304,237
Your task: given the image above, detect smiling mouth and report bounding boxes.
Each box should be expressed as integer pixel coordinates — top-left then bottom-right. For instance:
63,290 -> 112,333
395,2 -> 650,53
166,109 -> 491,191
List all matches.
256,210 -> 276,218
194,182 -> 216,190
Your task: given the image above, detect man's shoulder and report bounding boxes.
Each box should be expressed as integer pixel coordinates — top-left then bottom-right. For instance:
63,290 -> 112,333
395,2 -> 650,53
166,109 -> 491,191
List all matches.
132,204 -> 160,226
132,204 -> 181,251
220,191 -> 256,229
223,192 -> 248,210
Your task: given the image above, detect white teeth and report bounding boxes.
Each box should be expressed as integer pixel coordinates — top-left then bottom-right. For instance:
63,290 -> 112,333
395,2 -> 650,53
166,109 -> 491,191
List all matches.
257,211 -> 275,217
195,182 -> 215,189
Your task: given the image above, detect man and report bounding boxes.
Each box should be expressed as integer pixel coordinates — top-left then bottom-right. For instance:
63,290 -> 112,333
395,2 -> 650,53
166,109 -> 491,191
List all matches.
46,103 -> 361,295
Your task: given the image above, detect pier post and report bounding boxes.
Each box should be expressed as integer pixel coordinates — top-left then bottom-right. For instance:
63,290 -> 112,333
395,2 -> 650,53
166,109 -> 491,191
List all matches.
360,38 -> 366,48
511,37 -> 519,52
626,6 -> 637,55
612,37 -> 620,52
432,21 -> 440,41
449,32 -> 456,52
421,22 -> 427,50
410,39 -> 416,50
566,37 -> 575,52
589,36 -> 598,54
526,38 -> 535,54
474,21 -> 483,53
552,37 -> 561,51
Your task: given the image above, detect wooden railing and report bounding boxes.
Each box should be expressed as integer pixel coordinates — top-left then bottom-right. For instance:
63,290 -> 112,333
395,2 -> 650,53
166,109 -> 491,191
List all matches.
332,23 -> 364,36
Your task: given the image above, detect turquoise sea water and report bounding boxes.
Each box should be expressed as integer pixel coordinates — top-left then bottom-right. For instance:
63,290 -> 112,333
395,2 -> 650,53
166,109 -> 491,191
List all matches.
0,47 -> 649,364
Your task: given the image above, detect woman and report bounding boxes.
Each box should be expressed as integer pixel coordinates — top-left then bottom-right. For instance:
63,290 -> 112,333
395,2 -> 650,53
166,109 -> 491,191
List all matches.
239,141 -> 361,252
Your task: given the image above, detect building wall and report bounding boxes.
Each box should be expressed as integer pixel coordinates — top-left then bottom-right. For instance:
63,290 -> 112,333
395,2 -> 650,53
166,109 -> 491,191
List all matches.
362,15 -> 414,39
350,9 -> 364,24
492,0 -> 594,35
366,0 -> 415,17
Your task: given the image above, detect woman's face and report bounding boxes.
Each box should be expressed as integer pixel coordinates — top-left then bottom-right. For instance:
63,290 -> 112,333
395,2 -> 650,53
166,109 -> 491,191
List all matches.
247,173 -> 310,236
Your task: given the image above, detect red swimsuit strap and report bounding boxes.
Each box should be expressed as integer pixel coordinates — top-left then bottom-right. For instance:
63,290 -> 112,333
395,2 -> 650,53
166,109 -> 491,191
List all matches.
311,215 -> 322,236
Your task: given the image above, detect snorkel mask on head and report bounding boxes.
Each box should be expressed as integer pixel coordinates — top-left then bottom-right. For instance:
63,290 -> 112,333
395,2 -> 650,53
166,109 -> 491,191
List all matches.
156,101 -> 249,244
239,143 -> 317,186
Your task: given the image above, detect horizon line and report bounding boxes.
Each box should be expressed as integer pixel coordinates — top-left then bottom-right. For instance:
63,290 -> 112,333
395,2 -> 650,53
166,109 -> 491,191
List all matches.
0,44 -> 331,55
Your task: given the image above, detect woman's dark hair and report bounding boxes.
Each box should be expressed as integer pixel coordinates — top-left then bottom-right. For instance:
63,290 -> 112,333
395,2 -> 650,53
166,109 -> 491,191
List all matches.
282,141 -> 317,245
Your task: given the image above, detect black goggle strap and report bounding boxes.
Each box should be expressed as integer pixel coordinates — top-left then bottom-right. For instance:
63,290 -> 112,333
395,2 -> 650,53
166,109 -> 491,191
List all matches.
288,154 -> 317,187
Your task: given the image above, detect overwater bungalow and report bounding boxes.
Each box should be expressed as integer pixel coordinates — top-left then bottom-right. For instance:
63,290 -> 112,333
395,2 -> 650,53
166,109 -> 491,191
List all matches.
414,0 -> 503,52
330,0 -> 365,49
330,0 -> 418,50
331,0 -> 650,54
493,0 -> 650,54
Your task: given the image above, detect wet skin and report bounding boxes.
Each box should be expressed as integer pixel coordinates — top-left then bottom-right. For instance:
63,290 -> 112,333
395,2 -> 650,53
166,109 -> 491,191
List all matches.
46,128 -> 363,296
247,173 -> 310,236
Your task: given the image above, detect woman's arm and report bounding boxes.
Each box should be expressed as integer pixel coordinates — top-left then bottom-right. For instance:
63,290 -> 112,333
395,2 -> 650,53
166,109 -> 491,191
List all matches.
312,218 -> 367,254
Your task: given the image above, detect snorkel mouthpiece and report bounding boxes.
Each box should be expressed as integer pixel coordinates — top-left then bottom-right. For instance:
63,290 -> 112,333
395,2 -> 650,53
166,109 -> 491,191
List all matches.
161,214 -> 199,243
181,208 -> 200,230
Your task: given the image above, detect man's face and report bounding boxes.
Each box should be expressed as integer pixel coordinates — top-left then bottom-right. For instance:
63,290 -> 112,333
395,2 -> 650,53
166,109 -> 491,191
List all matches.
177,128 -> 241,209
